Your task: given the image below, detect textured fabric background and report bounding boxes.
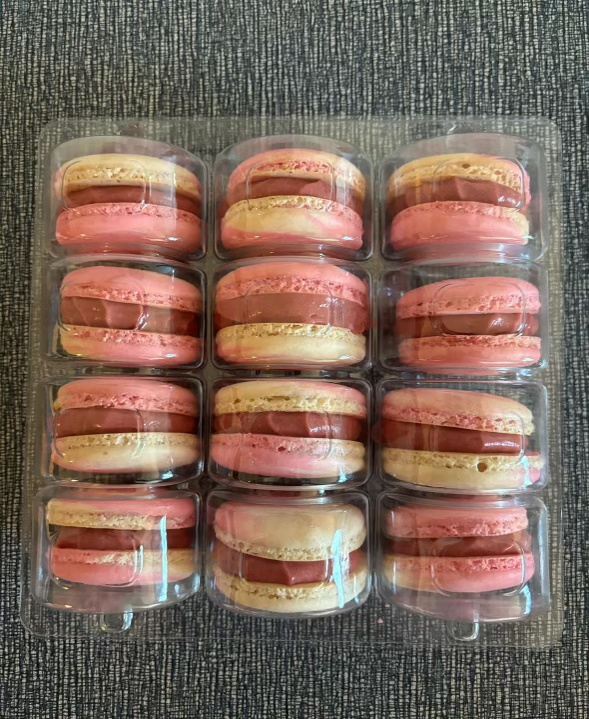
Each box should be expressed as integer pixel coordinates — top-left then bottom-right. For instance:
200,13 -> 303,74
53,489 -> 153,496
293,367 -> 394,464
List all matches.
1,1 -> 588,717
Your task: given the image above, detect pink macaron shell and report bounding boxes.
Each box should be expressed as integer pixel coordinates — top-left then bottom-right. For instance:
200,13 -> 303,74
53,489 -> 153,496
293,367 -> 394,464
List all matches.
396,277 -> 541,319
48,496 -> 196,528
60,325 -> 202,366
51,549 -> 194,586
216,261 -> 368,304
399,335 -> 542,370
211,433 -> 363,479
215,379 -> 367,417
227,149 -> 361,194
390,202 -> 529,251
55,377 -> 199,415
382,388 -> 531,431
56,203 -> 202,255
221,197 -> 363,251
391,552 -> 535,593
61,265 -> 202,313
385,504 -> 528,539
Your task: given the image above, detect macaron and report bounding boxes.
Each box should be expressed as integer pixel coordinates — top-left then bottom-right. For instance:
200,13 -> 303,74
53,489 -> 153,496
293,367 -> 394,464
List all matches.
390,201 -> 530,252
55,153 -> 202,256
59,265 -> 202,366
381,389 -> 544,491
215,261 -> 369,367
382,502 -> 535,594
47,494 -> 197,586
387,153 -> 530,216
52,378 -> 200,477
395,277 -> 542,370
221,149 -> 365,252
211,500 -> 368,614
211,380 -> 367,484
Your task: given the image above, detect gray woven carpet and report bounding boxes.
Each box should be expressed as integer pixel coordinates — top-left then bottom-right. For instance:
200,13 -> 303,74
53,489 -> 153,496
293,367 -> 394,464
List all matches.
2,1 -> 587,717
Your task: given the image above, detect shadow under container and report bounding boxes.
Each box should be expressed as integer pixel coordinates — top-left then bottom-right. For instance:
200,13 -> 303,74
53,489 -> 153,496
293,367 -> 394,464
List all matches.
212,256 -> 372,371
38,376 -> 204,486
376,492 -> 549,625
375,378 -> 548,494
49,135 -> 208,261
205,489 -> 371,618
380,132 -> 548,262
209,377 -> 372,490
378,258 -> 548,376
214,134 -> 373,260
46,254 -> 205,370
30,485 -> 201,616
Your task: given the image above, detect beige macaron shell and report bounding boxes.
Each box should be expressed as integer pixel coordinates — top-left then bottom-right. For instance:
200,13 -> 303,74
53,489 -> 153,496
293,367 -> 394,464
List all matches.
214,563 -> 368,613
382,447 -> 545,490
57,153 -> 201,202
388,153 -> 526,197
216,323 -> 366,366
46,498 -> 195,531
214,502 -> 366,561
214,380 -> 366,417
52,432 -> 199,473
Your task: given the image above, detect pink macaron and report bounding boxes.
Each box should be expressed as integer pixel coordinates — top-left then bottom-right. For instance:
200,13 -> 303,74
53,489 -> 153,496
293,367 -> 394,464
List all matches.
214,261 -> 370,368
47,493 -> 198,587
55,153 -> 203,257
390,201 -> 530,252
382,502 -> 535,594
395,276 -> 542,370
59,265 -> 203,366
380,388 -> 544,491
221,148 -> 366,254
210,380 -> 367,485
51,378 -> 200,478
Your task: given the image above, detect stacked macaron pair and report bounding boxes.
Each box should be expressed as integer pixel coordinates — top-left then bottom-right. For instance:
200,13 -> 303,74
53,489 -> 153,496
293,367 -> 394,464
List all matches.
51,378 -> 201,482
214,260 -> 370,368
387,153 -> 531,253
210,380 -> 368,487
41,490 -> 199,611
208,497 -> 369,615
380,388 -> 544,492
58,263 -> 203,367
55,150 -> 203,257
220,147 -> 367,256
389,275 -> 542,371
379,498 -> 540,622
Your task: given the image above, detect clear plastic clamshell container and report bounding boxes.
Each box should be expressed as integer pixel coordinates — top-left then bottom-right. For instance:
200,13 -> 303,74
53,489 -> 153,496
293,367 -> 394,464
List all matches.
30,485 -> 200,627
215,134 -> 373,261
205,489 -> 371,618
375,492 -> 550,639
376,378 -> 548,494
49,135 -> 208,261
381,132 -> 548,262
38,375 -> 203,486
212,255 -> 372,371
378,258 -> 548,376
209,377 -> 371,490
46,254 -> 205,370
21,116 -> 563,647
